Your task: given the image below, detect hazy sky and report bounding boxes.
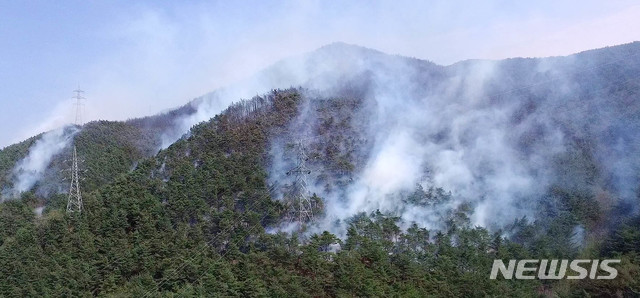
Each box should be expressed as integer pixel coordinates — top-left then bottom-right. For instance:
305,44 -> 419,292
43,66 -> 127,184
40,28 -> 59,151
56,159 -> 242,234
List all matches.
1,0 -> 639,148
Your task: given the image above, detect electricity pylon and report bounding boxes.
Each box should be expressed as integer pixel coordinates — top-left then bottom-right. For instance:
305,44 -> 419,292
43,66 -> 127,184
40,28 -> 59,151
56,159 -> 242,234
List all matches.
67,88 -> 84,213
66,145 -> 82,213
286,142 -> 314,223
73,88 -> 85,125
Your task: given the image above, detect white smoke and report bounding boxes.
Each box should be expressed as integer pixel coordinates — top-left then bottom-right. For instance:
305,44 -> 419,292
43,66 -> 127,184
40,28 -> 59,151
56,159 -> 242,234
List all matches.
259,43 -> 573,235
7,126 -> 78,197
159,87 -> 263,149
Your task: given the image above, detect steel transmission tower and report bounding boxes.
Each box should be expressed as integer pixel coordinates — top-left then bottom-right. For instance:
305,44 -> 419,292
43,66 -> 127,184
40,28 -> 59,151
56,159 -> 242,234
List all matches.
66,145 -> 83,213
73,88 -> 85,125
286,142 -> 314,223
67,88 -> 84,213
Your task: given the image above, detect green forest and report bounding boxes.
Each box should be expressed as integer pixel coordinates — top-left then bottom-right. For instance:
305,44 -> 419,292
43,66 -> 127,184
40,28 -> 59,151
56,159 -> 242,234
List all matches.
0,89 -> 638,297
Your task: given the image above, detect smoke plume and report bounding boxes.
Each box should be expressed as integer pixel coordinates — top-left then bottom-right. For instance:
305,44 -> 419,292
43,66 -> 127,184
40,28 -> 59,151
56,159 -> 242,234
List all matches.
5,125 -> 78,198
261,43 -> 640,235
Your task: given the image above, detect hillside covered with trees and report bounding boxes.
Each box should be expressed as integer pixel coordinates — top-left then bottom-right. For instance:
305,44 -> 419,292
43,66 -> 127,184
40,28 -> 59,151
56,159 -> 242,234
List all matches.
0,88 -> 638,296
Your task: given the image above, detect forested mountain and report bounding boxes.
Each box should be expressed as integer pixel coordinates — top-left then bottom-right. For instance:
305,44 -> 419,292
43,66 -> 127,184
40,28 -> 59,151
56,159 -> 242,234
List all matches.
0,42 -> 639,296
0,102 -> 197,199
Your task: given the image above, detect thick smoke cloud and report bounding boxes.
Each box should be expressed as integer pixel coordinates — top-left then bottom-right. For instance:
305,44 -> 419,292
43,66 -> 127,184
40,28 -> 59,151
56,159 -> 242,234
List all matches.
260,43 -> 639,235
317,54 -> 557,233
256,45 -> 550,234
3,126 -> 78,199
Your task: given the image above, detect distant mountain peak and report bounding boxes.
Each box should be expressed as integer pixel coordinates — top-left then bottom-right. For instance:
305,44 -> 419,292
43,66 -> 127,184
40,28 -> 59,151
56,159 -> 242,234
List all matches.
317,41 -> 378,52
310,42 -> 391,60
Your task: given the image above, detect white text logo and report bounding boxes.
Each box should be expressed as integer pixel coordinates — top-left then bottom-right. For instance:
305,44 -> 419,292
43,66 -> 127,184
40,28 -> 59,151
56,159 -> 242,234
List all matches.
490,259 -> 620,280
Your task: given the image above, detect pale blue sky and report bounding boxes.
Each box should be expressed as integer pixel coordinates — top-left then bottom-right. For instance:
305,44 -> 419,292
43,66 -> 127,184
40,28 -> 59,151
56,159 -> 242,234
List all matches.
1,0 -> 639,147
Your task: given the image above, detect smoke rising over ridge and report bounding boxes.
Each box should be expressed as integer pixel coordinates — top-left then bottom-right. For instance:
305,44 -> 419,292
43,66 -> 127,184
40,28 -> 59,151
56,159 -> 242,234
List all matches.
3,126 -> 78,199
253,42 -> 640,235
